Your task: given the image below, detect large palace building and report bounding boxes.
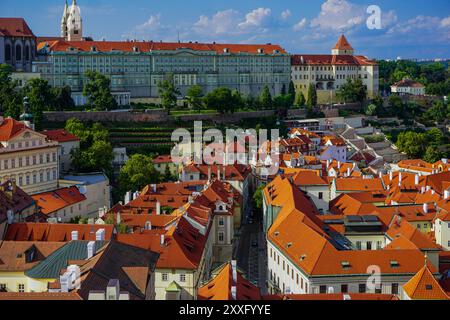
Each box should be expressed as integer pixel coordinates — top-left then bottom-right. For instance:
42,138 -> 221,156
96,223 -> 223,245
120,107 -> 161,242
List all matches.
33,40 -> 291,104
291,35 -> 379,104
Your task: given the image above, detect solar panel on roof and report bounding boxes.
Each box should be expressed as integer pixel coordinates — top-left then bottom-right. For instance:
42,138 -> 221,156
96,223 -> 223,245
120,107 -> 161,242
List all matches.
363,215 -> 379,222
347,216 -> 362,222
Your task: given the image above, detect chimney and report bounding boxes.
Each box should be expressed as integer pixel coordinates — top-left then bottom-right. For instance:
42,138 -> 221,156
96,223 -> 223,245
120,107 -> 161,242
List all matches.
106,279 -> 120,300
389,171 -> 393,181
444,190 -> 450,200
87,241 -> 96,259
116,210 -> 121,224
95,229 -> 105,241
423,203 -> 428,214
160,234 -> 165,246
346,167 -> 351,177
378,171 -> 382,178
6,210 -> 14,225
426,186 -> 431,192
415,174 -> 419,186
398,172 -> 402,185
217,166 -> 221,181
337,161 -> 341,169
421,186 -> 425,194
60,272 -> 70,293
208,166 -> 211,181
124,191 -> 131,205
156,200 -> 161,215
152,184 -> 157,193
71,230 -> 78,241
231,260 -> 237,283
326,159 -> 330,168
231,286 -> 237,300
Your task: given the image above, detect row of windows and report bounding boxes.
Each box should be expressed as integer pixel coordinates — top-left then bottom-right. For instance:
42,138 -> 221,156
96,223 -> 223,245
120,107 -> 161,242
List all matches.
293,66 -> 367,72
0,169 -> 58,187
0,283 -> 25,292
161,273 -> 186,282
0,152 -> 57,170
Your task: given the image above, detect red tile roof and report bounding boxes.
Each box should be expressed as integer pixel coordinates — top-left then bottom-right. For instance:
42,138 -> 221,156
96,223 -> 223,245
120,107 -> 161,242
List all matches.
41,129 -> 79,143
0,180 -> 35,224
263,293 -> 398,300
4,223 -> 114,242
41,40 -> 287,55
198,262 -> 261,300
291,54 -> 376,66
32,187 -> 86,215
403,264 -> 449,300
333,35 -> 353,50
392,79 -> 425,88
0,18 -> 35,37
0,118 -> 28,141
0,292 -> 81,300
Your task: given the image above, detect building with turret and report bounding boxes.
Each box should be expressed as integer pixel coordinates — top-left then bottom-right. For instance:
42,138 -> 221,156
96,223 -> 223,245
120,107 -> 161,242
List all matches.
291,35 -> 379,105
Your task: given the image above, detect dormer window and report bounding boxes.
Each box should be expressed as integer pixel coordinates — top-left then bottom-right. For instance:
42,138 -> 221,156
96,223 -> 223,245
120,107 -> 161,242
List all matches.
257,48 -> 264,54
91,46 -> 97,52
223,48 -> 229,53
133,46 -> 139,53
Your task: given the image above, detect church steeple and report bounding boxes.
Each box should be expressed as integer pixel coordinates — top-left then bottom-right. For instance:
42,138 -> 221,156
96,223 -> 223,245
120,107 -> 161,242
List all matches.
61,0 -> 69,38
65,0 -> 83,41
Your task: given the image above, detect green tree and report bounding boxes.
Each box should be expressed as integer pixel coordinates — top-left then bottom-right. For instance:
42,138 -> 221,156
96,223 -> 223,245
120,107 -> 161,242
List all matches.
396,131 -> 427,158
231,90 -> 243,112
306,84 -> 317,110
287,81 -> 296,106
337,78 -> 367,105
423,146 -> 443,163
186,85 -> 203,111
83,70 -> 118,111
118,154 -> 161,194
260,85 -> 272,109
23,78 -> 55,130
424,100 -> 447,123
53,86 -> 75,111
253,184 -> 266,211
296,91 -> 306,107
365,104 -> 377,116
204,87 -> 234,114
0,64 -> 22,119
425,128 -> 444,147
65,119 -> 114,174
157,74 -> 180,114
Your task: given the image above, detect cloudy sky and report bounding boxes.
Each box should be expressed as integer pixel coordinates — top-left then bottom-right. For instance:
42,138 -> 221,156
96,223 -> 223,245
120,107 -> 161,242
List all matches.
2,0 -> 450,59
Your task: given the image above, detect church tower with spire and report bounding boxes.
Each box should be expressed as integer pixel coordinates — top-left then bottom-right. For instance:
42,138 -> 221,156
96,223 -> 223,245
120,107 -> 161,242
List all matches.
61,0 -> 83,41
61,0 -> 69,38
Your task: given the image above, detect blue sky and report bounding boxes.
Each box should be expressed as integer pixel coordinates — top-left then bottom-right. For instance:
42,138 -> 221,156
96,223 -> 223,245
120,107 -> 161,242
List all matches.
2,0 -> 450,59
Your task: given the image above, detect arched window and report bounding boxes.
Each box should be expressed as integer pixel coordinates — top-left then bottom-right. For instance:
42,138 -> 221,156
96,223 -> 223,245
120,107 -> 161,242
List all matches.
25,45 -> 30,61
5,44 -> 11,61
15,44 -> 22,61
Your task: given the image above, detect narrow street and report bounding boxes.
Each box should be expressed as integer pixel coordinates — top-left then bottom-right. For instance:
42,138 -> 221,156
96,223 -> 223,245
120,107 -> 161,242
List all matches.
234,206 -> 267,293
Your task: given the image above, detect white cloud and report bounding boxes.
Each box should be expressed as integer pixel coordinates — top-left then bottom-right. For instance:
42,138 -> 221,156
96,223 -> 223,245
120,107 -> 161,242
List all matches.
281,9 -> 291,20
293,18 -> 307,31
238,8 -> 272,31
193,9 -> 241,35
441,16 -> 450,28
310,0 -> 365,31
387,15 -> 443,34
136,14 -> 162,31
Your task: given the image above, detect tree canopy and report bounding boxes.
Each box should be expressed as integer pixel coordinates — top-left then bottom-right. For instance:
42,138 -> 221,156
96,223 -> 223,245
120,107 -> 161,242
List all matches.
65,118 -> 114,175
118,154 -> 161,195
157,74 -> 180,114
83,70 -> 118,111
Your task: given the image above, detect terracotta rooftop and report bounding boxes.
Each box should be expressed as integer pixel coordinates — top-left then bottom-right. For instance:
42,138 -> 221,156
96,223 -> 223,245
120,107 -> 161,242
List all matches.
41,129 -> 80,143
0,18 -> 35,37
403,264 -> 449,300
198,262 -> 261,300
